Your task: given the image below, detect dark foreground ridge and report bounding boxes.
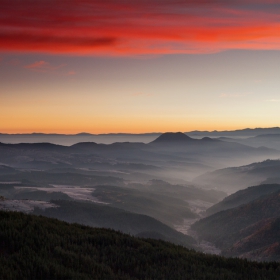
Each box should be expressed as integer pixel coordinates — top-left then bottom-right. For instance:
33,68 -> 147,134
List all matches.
1,211 -> 280,279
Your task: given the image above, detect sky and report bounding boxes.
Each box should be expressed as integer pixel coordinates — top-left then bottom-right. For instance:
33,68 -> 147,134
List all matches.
1,0 -> 280,134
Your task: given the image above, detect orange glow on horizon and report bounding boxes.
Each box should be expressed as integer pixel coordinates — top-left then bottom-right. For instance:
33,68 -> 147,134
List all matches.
1,120 -> 278,135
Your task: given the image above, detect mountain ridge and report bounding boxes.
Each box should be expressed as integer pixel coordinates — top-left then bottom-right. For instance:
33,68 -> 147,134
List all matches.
192,189 -> 280,261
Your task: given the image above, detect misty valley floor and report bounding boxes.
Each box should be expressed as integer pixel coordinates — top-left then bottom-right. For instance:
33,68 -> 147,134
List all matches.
172,198 -> 222,255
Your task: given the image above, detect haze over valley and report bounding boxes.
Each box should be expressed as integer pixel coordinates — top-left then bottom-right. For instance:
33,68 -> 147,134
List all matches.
1,129 -> 280,264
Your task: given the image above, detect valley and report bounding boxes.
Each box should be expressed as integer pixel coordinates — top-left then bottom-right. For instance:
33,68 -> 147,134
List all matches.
1,130 -> 280,264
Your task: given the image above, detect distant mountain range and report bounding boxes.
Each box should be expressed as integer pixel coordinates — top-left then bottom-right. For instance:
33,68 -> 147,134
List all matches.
0,132 -> 279,184
0,133 -> 160,146
217,134 -> 280,150
1,127 -> 280,145
187,127 -> 280,138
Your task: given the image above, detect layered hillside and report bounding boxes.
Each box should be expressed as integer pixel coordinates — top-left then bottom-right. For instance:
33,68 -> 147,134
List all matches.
194,160 -> 280,193
205,184 -> 280,216
192,190 -> 280,261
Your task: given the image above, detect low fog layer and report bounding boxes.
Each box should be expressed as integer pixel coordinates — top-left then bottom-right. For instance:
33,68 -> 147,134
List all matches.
193,159 -> 280,194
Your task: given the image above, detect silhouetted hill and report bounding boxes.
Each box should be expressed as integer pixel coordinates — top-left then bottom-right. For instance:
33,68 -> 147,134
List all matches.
151,132 -> 194,143
150,133 -> 277,156
75,132 -> 93,136
151,133 -> 222,145
200,137 -> 218,142
0,142 -> 68,152
71,141 -> 98,148
1,210 -> 280,279
192,190 -> 280,261
205,184 -> 280,216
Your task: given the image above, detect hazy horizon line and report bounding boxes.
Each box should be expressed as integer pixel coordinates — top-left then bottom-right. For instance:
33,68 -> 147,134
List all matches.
1,126 -> 280,136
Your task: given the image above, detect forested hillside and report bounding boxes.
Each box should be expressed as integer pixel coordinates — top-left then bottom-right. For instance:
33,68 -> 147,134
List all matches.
1,211 -> 280,279
33,200 -> 195,247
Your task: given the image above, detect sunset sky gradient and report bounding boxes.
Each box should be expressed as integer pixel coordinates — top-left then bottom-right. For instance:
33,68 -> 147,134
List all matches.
1,0 -> 280,133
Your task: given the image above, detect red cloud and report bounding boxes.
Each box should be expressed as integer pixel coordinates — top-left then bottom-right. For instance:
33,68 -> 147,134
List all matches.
25,61 -> 49,69
24,61 -> 66,72
1,0 -> 280,55
67,71 -> 76,76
